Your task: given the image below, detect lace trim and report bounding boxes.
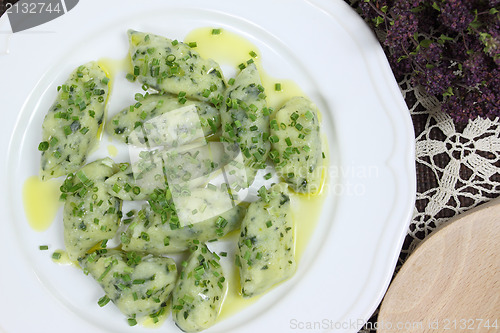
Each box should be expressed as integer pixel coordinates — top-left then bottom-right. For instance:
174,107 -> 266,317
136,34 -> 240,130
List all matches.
359,77 -> 500,332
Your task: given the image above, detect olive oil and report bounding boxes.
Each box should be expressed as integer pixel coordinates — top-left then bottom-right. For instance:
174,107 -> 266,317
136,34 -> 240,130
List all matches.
184,28 -> 305,110
22,176 -> 62,231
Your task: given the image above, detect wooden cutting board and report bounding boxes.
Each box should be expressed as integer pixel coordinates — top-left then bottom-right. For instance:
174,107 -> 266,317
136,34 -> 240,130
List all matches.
378,198 -> 500,333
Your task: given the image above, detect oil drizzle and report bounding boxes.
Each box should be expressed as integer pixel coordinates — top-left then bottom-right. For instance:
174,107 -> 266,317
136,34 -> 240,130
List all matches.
184,28 -> 305,110
22,176 -> 62,231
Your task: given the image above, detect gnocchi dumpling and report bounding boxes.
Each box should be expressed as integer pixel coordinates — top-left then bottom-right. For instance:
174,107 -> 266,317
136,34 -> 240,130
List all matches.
237,183 -> 296,297
39,62 -> 109,180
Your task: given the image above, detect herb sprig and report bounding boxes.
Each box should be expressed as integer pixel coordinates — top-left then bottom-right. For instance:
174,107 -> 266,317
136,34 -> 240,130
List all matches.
349,0 -> 499,123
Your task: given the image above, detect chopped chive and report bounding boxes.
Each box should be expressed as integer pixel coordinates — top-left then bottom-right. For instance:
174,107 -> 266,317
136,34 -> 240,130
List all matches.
235,255 -> 242,267
52,252 -> 62,260
128,318 -> 137,326
249,50 -> 258,58
253,151 -> 263,161
264,172 -> 272,180
275,83 -> 282,91
266,220 -> 273,228
211,28 -> 221,35
49,137 -> 59,147
39,245 -> 49,250
270,119 -> 279,130
38,141 -> 49,151
126,73 -> 136,82
140,232 -> 150,241
98,295 -> 110,307
52,150 -> 62,159
187,41 -> 197,48
133,279 -> 145,285
305,110 -> 314,120
269,135 -> 279,143
76,170 -> 88,183
113,183 -> 122,193
258,185 -> 269,202
97,262 -> 114,282
63,125 -> 72,136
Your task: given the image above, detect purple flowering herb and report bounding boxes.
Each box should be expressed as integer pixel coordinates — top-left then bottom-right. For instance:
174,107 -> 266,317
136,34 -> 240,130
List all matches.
347,0 -> 500,123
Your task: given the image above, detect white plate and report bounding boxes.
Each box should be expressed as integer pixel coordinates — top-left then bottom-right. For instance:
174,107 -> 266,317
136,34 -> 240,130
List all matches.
0,1 -> 415,332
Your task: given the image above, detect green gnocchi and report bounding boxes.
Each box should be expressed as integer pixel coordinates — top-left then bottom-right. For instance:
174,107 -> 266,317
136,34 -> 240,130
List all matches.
38,28 -> 326,332
220,63 -> 271,186
270,97 -> 323,193
106,93 -> 220,145
39,61 -> 109,180
81,250 -> 177,319
237,183 -> 296,297
61,158 -> 121,261
172,243 -> 226,332
128,30 -> 226,105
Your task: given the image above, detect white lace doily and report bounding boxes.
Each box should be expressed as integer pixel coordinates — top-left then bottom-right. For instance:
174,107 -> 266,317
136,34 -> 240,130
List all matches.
402,77 -> 500,259
360,77 -> 500,332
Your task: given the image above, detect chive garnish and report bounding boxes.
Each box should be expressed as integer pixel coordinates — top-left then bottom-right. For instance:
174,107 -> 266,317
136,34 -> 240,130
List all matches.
133,279 -> 145,285
38,141 -> 49,151
98,295 -> 110,307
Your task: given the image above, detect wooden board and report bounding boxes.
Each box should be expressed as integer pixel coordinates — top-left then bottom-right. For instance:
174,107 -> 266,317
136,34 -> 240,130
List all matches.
378,198 -> 500,333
